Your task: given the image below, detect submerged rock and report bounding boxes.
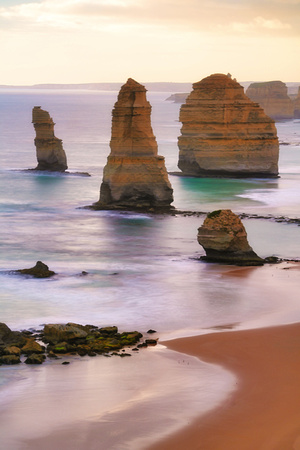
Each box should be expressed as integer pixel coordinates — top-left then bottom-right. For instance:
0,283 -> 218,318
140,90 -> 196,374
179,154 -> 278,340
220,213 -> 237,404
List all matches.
197,209 -> 264,265
178,73 -> 279,178
32,106 -> 68,172
94,78 -> 173,211
246,81 -> 294,120
17,261 -> 56,278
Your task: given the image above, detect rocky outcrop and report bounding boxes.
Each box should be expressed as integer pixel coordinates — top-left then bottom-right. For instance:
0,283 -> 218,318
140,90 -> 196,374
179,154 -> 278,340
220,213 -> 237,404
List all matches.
178,73 -> 279,178
294,87 -> 300,119
32,106 -> 68,171
0,322 -> 157,365
95,78 -> 173,211
17,261 -> 55,278
197,209 -> 264,265
246,81 -> 294,120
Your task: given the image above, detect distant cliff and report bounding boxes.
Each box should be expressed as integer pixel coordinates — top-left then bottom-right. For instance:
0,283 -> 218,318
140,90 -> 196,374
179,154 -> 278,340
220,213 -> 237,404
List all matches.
294,87 -> 300,119
246,81 -> 294,120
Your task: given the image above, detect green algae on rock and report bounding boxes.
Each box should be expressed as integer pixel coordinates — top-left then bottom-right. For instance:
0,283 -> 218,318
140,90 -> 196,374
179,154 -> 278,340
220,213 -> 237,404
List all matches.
0,322 -> 157,365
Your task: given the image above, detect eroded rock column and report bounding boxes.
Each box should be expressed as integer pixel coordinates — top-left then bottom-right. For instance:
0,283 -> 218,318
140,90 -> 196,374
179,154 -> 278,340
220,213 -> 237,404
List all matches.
32,106 -> 68,172
97,78 -> 173,210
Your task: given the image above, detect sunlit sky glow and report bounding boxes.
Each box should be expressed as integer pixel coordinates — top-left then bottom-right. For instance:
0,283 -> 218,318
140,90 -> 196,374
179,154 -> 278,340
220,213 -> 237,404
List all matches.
0,0 -> 299,84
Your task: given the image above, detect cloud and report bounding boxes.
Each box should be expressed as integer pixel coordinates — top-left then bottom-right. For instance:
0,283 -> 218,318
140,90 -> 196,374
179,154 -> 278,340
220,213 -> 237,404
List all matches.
0,0 -> 298,36
228,16 -> 292,34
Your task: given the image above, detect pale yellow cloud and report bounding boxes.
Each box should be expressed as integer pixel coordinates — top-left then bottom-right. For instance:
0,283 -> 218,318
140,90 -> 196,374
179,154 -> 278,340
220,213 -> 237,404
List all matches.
0,0 -> 299,84
0,0 -> 298,35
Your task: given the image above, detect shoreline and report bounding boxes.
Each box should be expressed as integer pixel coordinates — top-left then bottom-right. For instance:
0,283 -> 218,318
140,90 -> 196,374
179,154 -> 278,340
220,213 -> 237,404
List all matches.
1,263 -> 300,449
148,322 -> 300,450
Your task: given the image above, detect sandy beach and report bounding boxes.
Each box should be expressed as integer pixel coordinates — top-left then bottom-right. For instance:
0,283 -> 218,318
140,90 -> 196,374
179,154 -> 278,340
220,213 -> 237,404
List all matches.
1,263 -> 300,449
149,322 -> 300,450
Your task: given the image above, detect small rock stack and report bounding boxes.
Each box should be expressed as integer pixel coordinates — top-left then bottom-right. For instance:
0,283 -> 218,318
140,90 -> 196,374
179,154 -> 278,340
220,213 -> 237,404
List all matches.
32,106 -> 68,172
197,209 -> 264,265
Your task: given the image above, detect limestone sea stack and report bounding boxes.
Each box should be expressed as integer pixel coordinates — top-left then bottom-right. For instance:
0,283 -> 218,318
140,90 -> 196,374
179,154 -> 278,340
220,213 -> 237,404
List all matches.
178,74 -> 279,178
32,106 -> 68,172
294,87 -> 300,119
246,81 -> 294,120
96,78 -> 173,210
197,209 -> 264,265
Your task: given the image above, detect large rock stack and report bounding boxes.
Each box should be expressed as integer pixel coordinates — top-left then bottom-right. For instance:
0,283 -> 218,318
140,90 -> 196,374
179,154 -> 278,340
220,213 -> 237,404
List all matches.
178,74 -> 279,178
246,81 -> 294,120
197,209 -> 264,265
32,106 -> 68,172
294,87 -> 300,119
96,78 -> 173,210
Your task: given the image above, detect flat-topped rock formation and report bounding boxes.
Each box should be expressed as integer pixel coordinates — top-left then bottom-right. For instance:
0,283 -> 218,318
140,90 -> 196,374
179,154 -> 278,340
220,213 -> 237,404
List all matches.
95,78 -> 173,211
178,74 -> 279,178
246,81 -> 294,120
32,106 -> 68,172
294,87 -> 300,119
197,209 -> 264,265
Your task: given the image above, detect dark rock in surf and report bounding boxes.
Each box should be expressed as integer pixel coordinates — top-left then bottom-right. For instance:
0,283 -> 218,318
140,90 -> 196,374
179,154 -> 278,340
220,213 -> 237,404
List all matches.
25,353 -> 46,364
17,261 -> 56,278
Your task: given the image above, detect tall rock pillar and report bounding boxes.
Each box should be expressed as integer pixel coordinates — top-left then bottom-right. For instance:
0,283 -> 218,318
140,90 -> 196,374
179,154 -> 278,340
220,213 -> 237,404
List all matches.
32,106 -> 68,172
97,78 -> 173,210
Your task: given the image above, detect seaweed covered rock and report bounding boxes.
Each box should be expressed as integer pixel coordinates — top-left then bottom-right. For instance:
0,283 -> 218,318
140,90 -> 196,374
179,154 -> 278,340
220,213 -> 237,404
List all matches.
0,355 -> 21,365
43,325 -> 144,356
0,322 -> 154,365
95,78 -> 173,211
17,261 -> 55,278
197,209 -> 264,265
21,339 -> 45,355
43,323 -> 89,344
25,353 -> 46,364
0,322 -> 27,347
32,106 -> 68,172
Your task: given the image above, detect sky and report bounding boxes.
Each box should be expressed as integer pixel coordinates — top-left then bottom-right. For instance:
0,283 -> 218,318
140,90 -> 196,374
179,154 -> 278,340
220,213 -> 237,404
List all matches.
0,0 -> 299,85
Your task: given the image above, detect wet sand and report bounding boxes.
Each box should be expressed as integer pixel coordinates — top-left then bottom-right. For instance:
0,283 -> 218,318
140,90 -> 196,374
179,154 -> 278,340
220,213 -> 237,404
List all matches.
2,262 -> 300,449
149,322 -> 300,450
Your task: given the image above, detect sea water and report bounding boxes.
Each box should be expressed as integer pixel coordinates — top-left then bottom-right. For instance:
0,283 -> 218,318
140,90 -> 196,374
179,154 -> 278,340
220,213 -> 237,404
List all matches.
0,88 -> 300,448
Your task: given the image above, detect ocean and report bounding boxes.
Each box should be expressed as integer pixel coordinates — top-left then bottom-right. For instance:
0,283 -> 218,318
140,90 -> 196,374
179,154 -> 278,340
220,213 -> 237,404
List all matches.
0,88 -> 300,449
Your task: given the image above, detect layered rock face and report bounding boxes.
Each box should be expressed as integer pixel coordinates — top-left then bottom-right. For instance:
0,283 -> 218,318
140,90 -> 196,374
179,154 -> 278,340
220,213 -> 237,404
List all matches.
294,87 -> 300,119
197,209 -> 264,265
246,81 -> 294,120
178,74 -> 279,178
32,106 -> 68,172
97,78 -> 173,210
